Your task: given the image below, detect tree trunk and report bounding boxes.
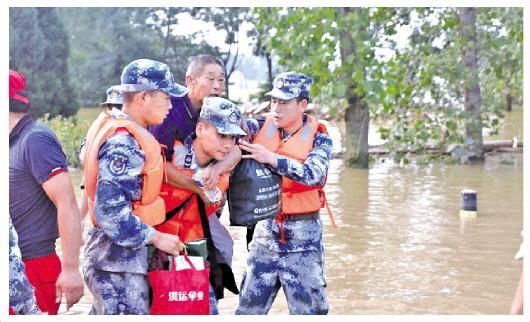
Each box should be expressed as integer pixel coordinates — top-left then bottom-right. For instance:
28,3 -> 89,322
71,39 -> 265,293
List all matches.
162,8 -> 173,59
225,76 -> 230,99
266,52 -> 273,90
338,7 -> 369,168
344,95 -> 370,167
223,43 -> 240,100
458,7 -> 484,160
506,93 -> 513,112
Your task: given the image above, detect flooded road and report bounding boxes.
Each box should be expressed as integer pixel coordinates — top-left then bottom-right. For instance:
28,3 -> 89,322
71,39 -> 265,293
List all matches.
64,154 -> 522,315
322,155 -> 522,314
60,114 -> 523,315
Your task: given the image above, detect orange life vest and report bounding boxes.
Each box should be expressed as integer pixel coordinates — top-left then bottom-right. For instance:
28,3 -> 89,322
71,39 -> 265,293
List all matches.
156,140 -> 229,243
83,116 -> 166,227
253,114 -> 326,215
79,110 -> 111,165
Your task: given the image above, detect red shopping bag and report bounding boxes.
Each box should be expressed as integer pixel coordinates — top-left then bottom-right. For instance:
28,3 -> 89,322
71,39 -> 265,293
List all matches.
148,255 -> 210,315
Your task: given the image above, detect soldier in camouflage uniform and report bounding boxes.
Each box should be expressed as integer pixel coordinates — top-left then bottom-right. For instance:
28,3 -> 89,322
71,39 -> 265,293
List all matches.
9,217 -> 41,315
83,59 -> 186,314
235,72 -> 332,314
149,55 -> 241,304
155,96 -> 246,314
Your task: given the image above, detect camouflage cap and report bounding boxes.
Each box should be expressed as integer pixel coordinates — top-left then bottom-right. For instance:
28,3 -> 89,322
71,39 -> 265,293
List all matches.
120,59 -> 187,97
200,97 -> 246,136
100,85 -> 123,107
265,72 -> 313,101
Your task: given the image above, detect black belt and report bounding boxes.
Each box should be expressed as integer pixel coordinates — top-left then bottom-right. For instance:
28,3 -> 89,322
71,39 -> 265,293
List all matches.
282,212 -> 320,221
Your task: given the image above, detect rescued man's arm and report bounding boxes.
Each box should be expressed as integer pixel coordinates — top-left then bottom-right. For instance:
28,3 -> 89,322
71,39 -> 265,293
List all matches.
202,145 -> 242,189
165,161 -> 203,194
165,161 -> 221,207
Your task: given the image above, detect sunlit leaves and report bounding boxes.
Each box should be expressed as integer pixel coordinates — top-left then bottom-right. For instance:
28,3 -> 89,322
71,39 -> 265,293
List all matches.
252,7 -> 521,164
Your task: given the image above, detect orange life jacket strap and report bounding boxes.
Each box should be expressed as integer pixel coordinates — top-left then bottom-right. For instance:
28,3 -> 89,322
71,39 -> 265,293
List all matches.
161,144 -> 168,184
164,194 -> 195,223
275,214 -> 287,244
320,190 -> 337,228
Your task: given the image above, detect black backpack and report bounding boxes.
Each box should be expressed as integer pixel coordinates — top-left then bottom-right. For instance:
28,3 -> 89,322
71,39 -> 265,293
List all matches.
228,158 -> 281,227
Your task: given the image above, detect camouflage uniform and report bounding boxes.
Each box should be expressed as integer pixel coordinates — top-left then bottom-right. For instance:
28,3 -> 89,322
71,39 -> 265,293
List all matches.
236,72 -> 332,315
167,97 -> 246,314
9,217 -> 41,315
164,133 -> 222,315
84,59 -> 186,315
83,114 -> 155,314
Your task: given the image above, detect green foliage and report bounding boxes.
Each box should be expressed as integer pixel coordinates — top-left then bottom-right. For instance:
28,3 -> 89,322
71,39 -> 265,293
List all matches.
477,8 -> 523,114
141,8 -> 222,82
10,8 -> 79,118
59,8 -> 162,106
254,8 -> 337,96
11,7 -> 523,167
39,114 -> 90,168
254,7 -> 522,165
58,7 -> 223,106
376,8 -> 521,163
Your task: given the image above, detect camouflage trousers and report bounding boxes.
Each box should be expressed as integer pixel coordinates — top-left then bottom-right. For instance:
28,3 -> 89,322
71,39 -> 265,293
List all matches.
208,284 -> 219,315
84,267 -> 150,314
235,243 -> 328,314
10,298 -> 41,315
9,217 -> 40,315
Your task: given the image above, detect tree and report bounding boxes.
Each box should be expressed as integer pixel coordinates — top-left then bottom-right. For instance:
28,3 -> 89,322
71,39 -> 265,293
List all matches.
10,7 -> 78,118
477,8 -> 523,114
375,8 -> 521,163
254,7 -> 394,168
58,7 -> 162,106
247,8 -> 274,94
336,8 -> 370,167
255,7 -> 522,166
189,7 -> 253,99
58,7 -> 223,106
141,7 -> 222,83
458,7 -> 483,160
9,8 -> 44,77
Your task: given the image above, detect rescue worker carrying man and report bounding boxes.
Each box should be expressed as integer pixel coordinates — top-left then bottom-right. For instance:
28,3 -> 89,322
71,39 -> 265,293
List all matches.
153,96 -> 246,314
